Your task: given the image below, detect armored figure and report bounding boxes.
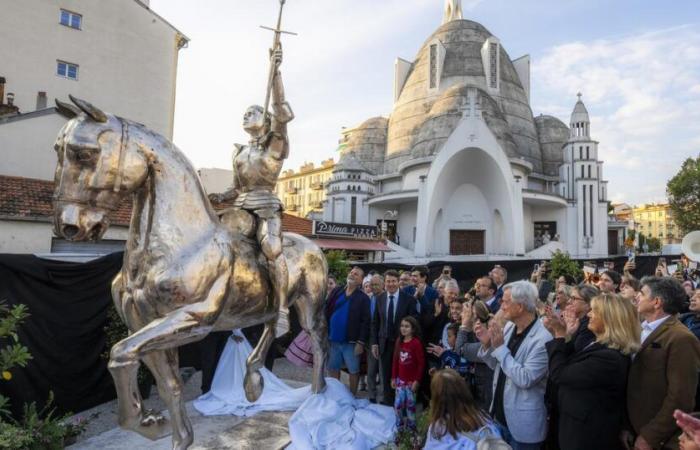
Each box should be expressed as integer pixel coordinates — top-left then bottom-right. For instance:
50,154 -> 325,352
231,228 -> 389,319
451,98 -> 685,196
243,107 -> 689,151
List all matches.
213,45 -> 293,337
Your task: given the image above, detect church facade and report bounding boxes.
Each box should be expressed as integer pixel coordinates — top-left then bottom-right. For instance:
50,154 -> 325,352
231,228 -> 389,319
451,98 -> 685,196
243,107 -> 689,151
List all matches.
322,0 -> 611,259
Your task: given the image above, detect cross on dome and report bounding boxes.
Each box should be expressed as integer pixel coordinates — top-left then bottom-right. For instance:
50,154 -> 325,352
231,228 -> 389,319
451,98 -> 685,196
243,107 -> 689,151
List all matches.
577,92 -> 582,101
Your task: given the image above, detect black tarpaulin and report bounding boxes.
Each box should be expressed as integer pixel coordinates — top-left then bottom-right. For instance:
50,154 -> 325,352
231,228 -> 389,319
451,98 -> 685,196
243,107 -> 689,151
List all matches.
0,252 -> 122,416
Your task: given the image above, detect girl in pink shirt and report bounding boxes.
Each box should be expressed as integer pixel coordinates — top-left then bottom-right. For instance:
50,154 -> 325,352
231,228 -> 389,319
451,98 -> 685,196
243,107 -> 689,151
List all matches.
391,316 -> 425,431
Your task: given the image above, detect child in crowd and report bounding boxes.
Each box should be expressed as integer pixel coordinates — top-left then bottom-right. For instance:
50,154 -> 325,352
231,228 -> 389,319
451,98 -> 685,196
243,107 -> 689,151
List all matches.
427,323 -> 470,376
391,316 -> 425,432
424,368 -> 502,449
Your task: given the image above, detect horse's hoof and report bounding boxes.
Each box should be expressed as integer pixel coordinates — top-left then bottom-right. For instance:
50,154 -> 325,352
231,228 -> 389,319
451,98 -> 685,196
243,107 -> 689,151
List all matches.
244,369 -> 264,402
136,409 -> 172,441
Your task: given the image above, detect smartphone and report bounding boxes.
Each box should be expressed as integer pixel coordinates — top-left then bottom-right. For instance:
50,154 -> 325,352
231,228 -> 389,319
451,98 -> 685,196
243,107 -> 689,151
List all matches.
667,264 -> 678,274
583,265 -> 595,274
691,261 -> 698,270
659,257 -> 667,266
628,253 -> 636,263
534,263 -> 540,272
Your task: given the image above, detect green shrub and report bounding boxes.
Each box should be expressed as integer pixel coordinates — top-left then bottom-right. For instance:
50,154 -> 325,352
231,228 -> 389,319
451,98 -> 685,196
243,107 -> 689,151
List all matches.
548,250 -> 583,283
325,250 -> 350,281
0,302 -> 91,448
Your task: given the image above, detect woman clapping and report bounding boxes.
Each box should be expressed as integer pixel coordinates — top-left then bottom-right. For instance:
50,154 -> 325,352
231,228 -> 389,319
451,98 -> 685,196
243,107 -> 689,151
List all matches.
545,293 -> 640,450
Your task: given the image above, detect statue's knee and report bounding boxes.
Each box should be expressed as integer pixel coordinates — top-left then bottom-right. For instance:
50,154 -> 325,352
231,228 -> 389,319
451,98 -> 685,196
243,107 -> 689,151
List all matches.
261,236 -> 282,260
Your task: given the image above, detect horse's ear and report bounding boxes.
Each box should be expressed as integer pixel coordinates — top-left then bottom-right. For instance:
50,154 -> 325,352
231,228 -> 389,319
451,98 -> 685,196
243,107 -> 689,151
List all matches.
55,99 -> 80,119
69,94 -> 108,122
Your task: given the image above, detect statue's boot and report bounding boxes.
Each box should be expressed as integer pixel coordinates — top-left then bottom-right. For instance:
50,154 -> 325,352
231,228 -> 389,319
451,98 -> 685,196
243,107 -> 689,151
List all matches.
271,257 -> 290,338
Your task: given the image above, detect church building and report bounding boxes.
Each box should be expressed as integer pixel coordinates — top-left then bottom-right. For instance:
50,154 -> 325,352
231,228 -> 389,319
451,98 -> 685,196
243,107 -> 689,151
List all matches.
322,0 -> 611,259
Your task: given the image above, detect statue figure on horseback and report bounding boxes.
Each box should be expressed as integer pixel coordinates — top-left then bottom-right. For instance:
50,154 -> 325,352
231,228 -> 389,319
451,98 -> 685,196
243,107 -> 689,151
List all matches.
50,6 -> 328,447
211,43 -> 292,338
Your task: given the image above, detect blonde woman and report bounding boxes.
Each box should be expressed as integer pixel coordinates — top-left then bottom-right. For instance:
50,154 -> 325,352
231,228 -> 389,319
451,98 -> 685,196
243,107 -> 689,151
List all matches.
546,293 -> 640,450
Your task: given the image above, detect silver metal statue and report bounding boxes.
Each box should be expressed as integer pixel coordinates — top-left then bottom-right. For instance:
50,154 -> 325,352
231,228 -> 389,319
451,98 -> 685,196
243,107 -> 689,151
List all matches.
51,92 -> 328,449
212,42 -> 294,339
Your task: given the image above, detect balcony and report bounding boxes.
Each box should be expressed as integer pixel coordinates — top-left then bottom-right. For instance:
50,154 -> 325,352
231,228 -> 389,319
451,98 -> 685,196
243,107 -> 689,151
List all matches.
312,200 -> 324,209
311,182 -> 323,190
286,204 -> 299,212
285,186 -> 298,194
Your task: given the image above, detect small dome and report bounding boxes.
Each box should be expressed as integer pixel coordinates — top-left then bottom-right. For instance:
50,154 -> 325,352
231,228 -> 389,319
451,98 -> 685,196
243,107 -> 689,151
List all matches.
535,114 -> 569,176
335,151 -> 368,173
570,94 -> 590,124
338,117 -> 387,174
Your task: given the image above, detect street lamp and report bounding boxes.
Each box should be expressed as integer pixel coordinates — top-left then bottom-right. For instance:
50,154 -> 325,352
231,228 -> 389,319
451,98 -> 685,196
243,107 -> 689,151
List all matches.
582,236 -> 594,258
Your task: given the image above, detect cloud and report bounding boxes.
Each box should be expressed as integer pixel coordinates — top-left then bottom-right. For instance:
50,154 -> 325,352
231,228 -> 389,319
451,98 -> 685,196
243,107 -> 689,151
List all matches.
532,25 -> 700,205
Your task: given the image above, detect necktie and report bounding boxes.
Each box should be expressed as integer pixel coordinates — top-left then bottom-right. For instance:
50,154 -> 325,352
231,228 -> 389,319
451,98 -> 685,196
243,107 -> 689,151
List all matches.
388,294 -> 395,337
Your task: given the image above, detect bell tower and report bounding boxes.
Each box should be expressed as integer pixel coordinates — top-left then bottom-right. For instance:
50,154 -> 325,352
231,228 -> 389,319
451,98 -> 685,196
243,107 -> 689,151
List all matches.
442,0 -> 463,24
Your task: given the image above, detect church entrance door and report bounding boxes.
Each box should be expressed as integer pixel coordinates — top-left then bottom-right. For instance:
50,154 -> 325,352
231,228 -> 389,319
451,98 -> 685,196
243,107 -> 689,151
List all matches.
449,230 -> 485,255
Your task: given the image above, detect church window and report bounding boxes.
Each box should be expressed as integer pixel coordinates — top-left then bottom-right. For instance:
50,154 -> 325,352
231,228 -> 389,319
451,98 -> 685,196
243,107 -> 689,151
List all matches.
57,60 -> 79,80
586,147 -> 590,159
587,165 -> 591,178
351,197 -> 357,224
589,185 -> 594,236
579,146 -> 582,159
60,9 -> 82,29
580,165 -> 584,178
583,186 -> 587,236
429,44 -> 438,89
489,42 -> 498,89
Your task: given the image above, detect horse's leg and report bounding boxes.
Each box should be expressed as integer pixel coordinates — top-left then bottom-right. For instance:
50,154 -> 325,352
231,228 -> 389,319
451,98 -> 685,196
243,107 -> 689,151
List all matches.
244,320 -> 274,402
293,292 -> 328,394
109,274 -> 229,445
141,349 -> 192,450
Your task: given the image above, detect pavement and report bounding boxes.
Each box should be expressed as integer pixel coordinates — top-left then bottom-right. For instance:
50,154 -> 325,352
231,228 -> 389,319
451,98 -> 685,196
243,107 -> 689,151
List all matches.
67,357 -> 385,447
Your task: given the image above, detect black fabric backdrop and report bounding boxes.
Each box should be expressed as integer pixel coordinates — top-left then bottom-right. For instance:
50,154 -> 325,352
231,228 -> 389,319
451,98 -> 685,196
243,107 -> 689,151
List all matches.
0,251 -> 677,417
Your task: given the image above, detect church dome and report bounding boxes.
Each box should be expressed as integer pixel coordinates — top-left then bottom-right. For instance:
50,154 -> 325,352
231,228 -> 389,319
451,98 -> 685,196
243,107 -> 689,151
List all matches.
535,114 -> 568,176
385,19 -> 543,174
410,84 -> 518,160
335,150 -> 369,173
338,116 -> 387,174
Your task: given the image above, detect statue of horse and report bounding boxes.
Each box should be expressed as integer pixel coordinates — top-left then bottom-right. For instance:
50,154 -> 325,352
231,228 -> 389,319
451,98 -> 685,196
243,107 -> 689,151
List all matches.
51,96 -> 328,450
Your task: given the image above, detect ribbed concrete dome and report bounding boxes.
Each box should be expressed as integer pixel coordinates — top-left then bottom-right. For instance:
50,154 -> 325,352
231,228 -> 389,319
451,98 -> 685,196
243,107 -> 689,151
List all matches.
385,19 -> 543,174
535,115 -> 568,176
339,116 -> 387,174
410,84 -> 518,160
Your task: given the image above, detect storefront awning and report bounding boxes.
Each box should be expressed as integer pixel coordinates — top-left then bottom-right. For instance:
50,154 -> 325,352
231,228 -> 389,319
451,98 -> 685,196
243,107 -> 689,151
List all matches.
312,238 -> 392,252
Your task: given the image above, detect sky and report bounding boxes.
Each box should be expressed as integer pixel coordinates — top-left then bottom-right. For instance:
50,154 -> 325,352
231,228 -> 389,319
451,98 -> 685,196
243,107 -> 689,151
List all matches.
150,0 -> 700,206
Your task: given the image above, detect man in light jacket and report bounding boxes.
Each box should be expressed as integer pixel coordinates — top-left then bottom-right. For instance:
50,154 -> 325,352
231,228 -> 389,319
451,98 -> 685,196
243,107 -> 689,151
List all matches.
477,280 -> 552,449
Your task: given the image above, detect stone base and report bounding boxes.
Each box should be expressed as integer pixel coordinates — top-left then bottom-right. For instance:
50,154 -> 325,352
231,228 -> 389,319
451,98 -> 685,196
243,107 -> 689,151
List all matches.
68,402 -> 292,450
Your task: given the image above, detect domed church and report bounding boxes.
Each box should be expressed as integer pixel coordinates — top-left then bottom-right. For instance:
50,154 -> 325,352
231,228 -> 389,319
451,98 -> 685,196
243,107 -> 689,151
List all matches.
322,0 -> 611,259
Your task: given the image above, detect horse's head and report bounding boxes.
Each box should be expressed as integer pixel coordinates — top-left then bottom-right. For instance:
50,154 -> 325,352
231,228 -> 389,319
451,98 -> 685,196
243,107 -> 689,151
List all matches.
52,96 -> 149,241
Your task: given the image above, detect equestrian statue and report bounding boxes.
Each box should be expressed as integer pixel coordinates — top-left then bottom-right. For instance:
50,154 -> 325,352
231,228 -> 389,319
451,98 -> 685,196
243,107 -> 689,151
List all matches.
50,12 -> 328,449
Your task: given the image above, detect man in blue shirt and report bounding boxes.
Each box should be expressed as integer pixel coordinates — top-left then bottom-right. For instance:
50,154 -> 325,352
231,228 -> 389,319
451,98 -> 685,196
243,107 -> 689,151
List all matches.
324,266 -> 371,395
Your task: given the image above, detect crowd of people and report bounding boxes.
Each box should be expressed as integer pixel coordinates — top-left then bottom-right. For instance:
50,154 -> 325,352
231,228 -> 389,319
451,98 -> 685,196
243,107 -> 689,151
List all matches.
321,260 -> 700,450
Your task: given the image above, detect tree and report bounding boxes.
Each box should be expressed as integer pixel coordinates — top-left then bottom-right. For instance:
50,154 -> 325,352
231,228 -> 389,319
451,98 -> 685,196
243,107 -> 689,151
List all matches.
646,237 -> 662,253
667,155 -> 700,235
324,250 -> 349,281
548,250 -> 583,283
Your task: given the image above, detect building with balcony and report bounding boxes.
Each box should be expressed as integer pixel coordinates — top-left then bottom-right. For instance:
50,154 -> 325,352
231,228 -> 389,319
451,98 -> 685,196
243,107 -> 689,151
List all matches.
632,203 -> 681,245
322,0 -> 611,259
274,158 -> 335,218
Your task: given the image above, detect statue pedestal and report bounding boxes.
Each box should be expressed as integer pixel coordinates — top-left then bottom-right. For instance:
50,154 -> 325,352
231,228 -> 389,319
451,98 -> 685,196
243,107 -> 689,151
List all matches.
68,403 -> 292,450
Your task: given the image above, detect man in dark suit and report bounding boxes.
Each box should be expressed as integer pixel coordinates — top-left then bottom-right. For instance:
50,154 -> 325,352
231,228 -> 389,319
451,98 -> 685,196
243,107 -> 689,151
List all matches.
370,269 -> 418,406
626,276 -> 700,450
490,264 -> 507,305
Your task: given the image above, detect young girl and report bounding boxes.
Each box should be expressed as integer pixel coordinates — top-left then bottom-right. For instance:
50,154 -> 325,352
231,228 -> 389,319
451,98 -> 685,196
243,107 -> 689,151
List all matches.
391,316 -> 425,432
424,368 -> 502,449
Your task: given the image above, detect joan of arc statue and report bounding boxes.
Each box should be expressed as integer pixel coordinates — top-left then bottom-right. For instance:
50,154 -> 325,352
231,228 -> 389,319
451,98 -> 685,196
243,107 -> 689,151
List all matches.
212,44 -> 294,337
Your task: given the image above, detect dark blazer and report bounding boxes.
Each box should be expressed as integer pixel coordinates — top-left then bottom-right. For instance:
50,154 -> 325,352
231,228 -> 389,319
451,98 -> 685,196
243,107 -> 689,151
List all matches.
420,298 -> 449,346
486,297 -> 501,315
569,316 -> 596,353
324,285 -> 371,345
627,317 -> 700,449
370,290 -> 417,354
547,339 -> 630,450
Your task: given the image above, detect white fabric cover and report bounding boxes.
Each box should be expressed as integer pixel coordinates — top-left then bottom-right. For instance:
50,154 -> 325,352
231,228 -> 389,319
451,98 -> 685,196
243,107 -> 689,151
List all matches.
193,330 -> 396,449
